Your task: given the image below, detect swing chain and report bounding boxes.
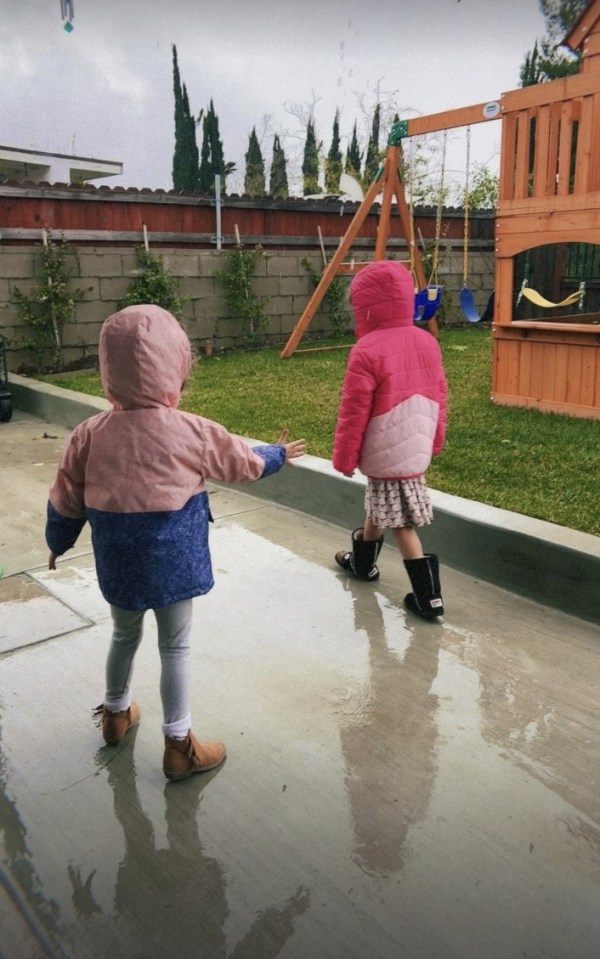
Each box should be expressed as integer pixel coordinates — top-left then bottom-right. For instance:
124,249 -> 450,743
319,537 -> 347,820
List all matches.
462,126 -> 471,288
405,143 -> 417,284
430,130 -> 447,286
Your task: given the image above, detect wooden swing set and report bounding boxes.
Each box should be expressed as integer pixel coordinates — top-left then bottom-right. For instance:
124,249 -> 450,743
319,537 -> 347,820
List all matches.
281,0 -> 600,420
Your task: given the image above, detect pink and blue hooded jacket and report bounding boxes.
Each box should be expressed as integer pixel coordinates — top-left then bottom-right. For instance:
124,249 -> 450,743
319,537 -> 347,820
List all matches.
46,305 -> 286,610
332,260 -> 447,479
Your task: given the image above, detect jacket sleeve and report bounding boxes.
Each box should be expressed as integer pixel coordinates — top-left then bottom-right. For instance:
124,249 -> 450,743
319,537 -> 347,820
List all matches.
46,502 -> 87,556
432,363 -> 448,456
199,420 -> 286,482
332,348 -> 376,474
250,444 -> 286,476
46,426 -> 89,556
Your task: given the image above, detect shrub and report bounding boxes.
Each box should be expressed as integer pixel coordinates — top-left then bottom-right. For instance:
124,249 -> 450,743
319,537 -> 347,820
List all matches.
119,246 -> 186,319
217,244 -> 270,343
13,230 -> 82,372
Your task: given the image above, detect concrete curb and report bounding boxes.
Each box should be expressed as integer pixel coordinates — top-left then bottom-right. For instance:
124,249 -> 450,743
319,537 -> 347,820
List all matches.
9,372 -> 600,625
9,371 -> 110,426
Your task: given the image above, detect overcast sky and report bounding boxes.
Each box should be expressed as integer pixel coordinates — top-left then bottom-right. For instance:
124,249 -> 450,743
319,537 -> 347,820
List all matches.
1,0 -> 552,197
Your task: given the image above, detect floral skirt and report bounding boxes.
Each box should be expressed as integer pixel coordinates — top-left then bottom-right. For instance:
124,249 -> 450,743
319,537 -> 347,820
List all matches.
364,477 -> 433,529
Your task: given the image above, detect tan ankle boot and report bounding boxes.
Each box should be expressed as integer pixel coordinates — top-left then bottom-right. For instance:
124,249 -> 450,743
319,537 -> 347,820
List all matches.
93,702 -> 140,746
163,731 -> 226,781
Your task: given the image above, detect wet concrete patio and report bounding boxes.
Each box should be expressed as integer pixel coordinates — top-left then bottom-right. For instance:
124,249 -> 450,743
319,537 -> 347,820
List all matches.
1,410 -> 599,959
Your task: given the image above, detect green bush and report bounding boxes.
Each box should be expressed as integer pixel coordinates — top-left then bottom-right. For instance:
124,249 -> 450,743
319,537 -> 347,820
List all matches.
217,245 -> 270,343
13,230 -> 82,372
119,246 -> 186,319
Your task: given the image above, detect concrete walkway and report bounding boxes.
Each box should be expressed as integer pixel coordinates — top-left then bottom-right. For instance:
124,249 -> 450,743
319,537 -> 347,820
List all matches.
1,404 -> 599,959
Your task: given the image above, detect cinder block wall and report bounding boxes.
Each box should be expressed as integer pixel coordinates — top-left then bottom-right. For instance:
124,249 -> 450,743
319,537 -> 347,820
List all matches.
0,244 -> 494,371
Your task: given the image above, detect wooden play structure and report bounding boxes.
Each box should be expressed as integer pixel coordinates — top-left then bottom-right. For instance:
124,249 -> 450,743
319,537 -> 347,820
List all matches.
282,0 -> 600,421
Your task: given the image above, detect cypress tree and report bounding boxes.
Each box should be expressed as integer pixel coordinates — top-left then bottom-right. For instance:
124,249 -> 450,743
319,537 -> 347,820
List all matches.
269,135 -> 289,198
520,42 -> 541,86
171,45 -> 199,192
345,121 -> 361,181
325,109 -> 343,193
208,101 -> 225,182
182,86 -> 199,191
244,128 -> 266,195
302,119 -> 320,196
172,44 -> 184,187
198,108 -> 211,193
520,0 -> 585,86
198,100 -> 234,194
364,103 -> 381,185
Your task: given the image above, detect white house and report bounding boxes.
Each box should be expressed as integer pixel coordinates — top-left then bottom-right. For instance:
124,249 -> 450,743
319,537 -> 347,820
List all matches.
0,146 -> 122,186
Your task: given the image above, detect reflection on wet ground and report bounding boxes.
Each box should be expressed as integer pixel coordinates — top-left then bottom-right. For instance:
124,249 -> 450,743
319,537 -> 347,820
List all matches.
1,487 -> 599,958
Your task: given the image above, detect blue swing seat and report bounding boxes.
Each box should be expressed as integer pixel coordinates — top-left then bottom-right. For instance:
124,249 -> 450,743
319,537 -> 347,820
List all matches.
414,285 -> 443,322
460,286 -> 494,324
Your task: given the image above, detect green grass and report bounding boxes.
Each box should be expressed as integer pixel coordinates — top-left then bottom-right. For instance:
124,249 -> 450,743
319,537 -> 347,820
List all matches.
41,328 -> 600,536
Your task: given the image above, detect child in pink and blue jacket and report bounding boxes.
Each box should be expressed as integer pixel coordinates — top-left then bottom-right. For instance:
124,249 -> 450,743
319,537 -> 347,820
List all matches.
332,259 -> 448,619
46,304 -> 305,780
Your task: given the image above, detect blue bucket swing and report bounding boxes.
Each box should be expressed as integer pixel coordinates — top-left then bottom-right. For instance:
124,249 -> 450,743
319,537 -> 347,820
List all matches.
414,284 -> 443,321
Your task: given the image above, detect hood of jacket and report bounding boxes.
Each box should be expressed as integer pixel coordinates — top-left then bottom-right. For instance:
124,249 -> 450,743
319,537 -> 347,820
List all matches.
99,305 -> 192,410
349,260 -> 415,339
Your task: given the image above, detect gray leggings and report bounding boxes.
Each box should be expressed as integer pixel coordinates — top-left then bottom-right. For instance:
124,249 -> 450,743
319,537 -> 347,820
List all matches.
105,599 -> 193,738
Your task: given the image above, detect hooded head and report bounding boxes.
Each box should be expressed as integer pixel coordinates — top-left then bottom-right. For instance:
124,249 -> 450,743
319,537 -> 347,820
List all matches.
349,260 -> 415,339
99,304 -> 192,410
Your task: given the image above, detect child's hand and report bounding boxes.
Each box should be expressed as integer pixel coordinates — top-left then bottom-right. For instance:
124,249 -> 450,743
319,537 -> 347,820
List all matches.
276,429 -> 306,464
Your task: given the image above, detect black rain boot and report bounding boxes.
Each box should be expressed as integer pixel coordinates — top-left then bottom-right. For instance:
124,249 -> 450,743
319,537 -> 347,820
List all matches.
403,553 -> 444,619
335,527 -> 384,581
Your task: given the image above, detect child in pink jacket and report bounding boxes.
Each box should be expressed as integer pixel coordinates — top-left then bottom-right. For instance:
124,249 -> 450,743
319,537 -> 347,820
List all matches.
46,305 -> 305,779
332,260 -> 447,619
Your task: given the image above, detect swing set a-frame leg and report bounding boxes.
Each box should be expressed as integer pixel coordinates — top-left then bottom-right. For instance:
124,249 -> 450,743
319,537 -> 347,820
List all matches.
279,144 -> 437,358
279,163 -> 388,358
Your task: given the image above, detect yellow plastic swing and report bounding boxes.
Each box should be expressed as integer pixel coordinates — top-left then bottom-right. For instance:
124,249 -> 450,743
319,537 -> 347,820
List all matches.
518,279 -> 586,309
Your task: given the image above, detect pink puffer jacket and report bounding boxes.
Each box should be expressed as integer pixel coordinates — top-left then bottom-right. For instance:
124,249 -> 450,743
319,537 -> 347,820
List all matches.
332,260 -> 447,479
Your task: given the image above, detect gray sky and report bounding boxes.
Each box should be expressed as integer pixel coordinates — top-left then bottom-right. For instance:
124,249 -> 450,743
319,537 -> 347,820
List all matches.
1,0 -> 551,196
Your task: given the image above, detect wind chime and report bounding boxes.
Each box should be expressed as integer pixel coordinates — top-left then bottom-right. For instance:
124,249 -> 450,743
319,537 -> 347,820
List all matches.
60,0 -> 75,32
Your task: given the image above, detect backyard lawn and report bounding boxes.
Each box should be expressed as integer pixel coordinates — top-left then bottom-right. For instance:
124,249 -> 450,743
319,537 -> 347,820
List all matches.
42,327 -> 600,537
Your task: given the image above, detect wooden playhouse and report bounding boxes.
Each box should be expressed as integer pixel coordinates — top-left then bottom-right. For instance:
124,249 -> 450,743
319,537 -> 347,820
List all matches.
492,0 -> 600,420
